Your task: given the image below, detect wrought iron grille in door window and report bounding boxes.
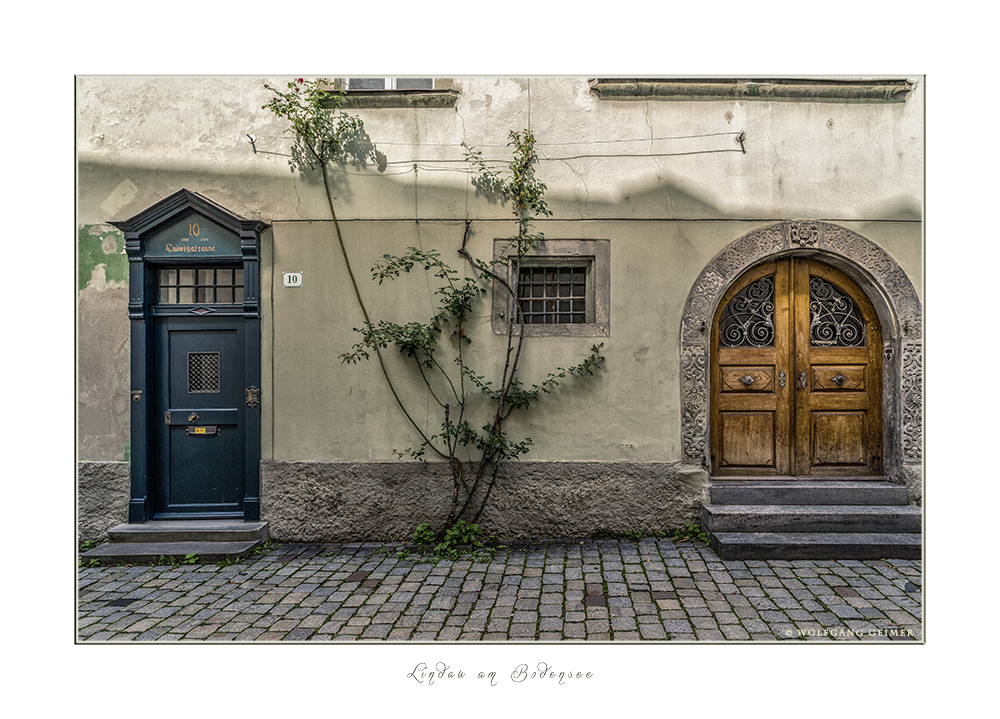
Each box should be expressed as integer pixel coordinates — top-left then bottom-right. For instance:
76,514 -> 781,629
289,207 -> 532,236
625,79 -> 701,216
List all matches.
719,275 -> 775,347
158,267 -> 244,304
516,267 -> 588,324
809,277 -> 866,347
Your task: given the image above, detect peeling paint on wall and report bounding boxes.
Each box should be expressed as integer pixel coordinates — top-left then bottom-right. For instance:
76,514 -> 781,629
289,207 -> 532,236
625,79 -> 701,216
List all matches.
78,224 -> 130,459
78,225 -> 128,291
99,178 -> 138,221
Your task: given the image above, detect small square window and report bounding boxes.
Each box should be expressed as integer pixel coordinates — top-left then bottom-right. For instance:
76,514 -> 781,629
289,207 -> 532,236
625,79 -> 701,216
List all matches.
492,239 -> 610,337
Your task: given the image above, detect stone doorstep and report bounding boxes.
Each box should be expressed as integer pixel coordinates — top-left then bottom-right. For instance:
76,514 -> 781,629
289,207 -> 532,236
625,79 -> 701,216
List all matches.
81,540 -> 264,566
710,532 -> 922,561
702,505 -> 922,534
108,520 -> 269,544
709,481 -> 910,507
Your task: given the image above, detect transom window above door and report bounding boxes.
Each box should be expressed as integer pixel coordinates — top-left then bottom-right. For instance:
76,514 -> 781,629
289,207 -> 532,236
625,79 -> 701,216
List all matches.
158,267 -> 244,304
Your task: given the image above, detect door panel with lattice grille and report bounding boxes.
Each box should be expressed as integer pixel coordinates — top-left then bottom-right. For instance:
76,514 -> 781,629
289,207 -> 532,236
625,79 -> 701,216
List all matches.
154,317 -> 245,515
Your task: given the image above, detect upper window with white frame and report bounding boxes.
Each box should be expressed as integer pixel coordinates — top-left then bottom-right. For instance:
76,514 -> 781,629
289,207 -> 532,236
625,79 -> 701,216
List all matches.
335,78 -> 457,109
346,78 -> 434,90
492,238 -> 610,338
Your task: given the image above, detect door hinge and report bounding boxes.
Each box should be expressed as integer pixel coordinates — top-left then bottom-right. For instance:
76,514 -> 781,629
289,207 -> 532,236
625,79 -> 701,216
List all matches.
796,370 -> 808,390
778,370 -> 786,388
246,385 -> 260,408
164,411 -> 171,425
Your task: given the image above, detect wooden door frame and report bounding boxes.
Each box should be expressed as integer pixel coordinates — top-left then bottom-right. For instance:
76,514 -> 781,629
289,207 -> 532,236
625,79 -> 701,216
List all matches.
112,189 -> 268,523
679,221 -> 922,486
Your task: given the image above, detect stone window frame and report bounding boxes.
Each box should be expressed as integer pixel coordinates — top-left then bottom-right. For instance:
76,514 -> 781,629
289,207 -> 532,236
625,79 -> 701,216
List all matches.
491,238 -> 610,338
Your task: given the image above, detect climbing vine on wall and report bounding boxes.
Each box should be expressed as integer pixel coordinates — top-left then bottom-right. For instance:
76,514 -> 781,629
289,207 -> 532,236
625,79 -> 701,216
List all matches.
265,80 -> 604,538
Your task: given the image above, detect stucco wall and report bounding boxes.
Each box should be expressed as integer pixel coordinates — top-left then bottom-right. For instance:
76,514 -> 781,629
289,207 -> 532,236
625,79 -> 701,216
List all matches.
77,225 -> 130,460
76,76 -> 924,536
259,216 -> 920,465
76,76 -> 923,227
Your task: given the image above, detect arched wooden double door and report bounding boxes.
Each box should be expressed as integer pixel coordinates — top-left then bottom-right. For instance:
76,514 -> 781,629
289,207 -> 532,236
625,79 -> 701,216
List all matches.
710,257 -> 883,477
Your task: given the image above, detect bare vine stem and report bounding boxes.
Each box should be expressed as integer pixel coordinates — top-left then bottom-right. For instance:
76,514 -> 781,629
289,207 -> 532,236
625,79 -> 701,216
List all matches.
318,162 -> 447,459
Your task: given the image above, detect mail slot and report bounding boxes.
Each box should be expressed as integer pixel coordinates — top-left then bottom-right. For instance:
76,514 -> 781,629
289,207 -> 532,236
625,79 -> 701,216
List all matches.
186,425 -> 220,436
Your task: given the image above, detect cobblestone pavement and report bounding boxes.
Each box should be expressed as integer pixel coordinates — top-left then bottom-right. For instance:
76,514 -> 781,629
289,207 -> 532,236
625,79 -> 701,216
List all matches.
77,539 -> 923,642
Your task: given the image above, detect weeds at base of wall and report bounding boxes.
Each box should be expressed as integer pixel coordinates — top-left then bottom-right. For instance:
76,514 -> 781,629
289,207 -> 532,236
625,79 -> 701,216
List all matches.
590,524 -> 712,546
368,520 -> 507,565
77,540 -> 279,569
217,539 -> 280,567
156,554 -> 199,567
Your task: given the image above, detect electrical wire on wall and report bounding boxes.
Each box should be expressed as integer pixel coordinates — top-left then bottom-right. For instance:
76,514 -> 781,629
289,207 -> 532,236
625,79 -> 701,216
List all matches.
245,131 -> 749,177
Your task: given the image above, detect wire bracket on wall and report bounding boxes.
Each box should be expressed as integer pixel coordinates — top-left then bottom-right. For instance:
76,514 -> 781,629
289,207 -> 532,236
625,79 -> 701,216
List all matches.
736,131 -> 747,154
246,134 -> 258,154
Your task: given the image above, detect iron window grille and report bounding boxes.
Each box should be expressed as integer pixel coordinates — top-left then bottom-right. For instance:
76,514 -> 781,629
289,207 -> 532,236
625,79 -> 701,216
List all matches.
516,266 -> 589,324
158,267 -> 244,305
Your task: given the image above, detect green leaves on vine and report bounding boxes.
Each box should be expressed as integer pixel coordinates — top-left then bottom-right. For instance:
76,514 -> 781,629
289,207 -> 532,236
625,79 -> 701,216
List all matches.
330,123 -> 605,532
464,129 -> 552,254
463,344 -> 605,413
262,78 -> 386,174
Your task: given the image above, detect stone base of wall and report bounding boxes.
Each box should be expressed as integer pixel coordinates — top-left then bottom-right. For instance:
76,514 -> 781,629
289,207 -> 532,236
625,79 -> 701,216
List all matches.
261,461 -> 709,543
898,464 -> 923,506
78,461 -> 130,543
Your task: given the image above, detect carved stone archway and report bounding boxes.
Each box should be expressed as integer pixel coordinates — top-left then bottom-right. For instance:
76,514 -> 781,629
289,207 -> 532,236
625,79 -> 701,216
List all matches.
679,221 -> 922,491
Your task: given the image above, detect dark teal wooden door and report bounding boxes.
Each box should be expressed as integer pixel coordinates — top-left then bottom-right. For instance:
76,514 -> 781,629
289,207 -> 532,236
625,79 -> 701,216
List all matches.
154,316 -> 245,517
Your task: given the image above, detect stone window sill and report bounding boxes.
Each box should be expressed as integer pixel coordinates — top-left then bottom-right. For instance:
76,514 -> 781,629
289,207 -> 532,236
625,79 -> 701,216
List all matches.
322,89 -> 460,110
589,78 -> 914,103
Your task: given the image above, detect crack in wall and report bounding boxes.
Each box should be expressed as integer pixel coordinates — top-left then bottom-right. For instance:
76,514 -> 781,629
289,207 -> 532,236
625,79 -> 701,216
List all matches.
553,159 -> 591,217
644,101 -> 675,219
